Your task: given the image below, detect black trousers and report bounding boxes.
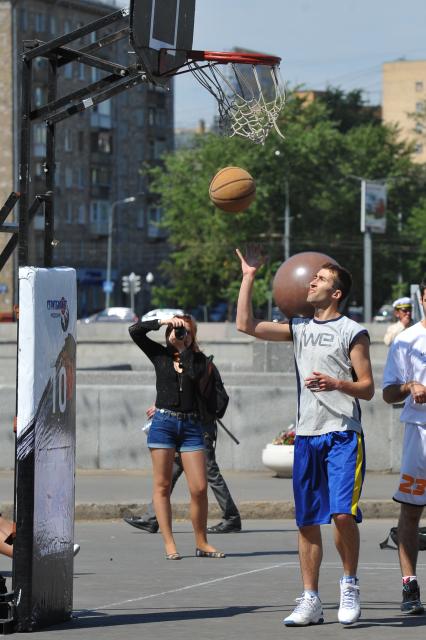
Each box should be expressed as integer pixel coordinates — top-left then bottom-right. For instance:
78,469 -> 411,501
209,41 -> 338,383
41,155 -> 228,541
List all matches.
143,423 -> 240,524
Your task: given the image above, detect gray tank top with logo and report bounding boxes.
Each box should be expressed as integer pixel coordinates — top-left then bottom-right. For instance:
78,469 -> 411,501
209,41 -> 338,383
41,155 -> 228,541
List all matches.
290,316 -> 369,436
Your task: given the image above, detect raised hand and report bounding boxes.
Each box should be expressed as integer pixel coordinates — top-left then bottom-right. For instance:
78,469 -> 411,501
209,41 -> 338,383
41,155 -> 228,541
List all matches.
236,245 -> 264,277
159,316 -> 186,327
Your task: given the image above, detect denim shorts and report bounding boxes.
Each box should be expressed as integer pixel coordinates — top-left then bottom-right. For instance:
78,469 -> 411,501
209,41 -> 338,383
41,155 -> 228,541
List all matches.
147,410 -> 205,452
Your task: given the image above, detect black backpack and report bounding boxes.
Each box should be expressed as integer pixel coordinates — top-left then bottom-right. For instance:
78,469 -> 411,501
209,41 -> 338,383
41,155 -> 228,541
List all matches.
380,526 -> 426,551
198,356 -> 229,421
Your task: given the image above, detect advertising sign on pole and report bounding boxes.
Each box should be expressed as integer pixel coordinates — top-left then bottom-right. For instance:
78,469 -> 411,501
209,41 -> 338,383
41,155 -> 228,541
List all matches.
14,267 -> 77,631
360,181 -> 387,234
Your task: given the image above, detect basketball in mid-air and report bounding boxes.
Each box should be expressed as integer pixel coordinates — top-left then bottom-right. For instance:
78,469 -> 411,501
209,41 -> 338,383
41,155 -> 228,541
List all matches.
272,251 -> 339,318
209,166 -> 256,213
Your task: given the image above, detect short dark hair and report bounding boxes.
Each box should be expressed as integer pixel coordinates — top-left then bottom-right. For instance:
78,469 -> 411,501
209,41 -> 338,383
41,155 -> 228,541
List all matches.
321,262 -> 352,300
420,278 -> 426,298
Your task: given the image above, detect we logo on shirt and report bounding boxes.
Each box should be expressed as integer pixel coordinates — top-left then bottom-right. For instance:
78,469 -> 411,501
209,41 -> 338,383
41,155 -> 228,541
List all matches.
302,333 -> 335,348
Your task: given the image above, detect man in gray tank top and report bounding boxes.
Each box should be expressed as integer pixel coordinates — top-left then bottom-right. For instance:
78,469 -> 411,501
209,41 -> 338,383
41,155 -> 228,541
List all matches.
235,249 -> 374,627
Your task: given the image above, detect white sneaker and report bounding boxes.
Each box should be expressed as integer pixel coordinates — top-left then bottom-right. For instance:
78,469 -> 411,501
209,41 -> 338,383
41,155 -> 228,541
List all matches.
283,593 -> 324,626
338,578 -> 361,624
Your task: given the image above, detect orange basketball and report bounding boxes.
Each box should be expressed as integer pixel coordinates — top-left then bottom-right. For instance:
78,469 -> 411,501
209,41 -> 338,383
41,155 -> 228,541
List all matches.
209,166 -> 256,213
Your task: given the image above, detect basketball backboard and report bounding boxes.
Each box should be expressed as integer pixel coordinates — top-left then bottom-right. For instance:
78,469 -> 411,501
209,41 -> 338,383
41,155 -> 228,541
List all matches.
130,0 -> 196,82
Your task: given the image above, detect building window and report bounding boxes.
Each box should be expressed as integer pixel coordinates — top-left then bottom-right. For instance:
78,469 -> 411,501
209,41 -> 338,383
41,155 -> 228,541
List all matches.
64,63 -> 73,80
66,202 -> 73,224
64,130 -> 73,152
90,100 -> 112,129
148,140 -> 155,160
148,108 -> 155,126
78,131 -> 85,152
77,204 -> 86,224
35,13 -> 46,33
91,67 -> 102,83
91,132 -> 113,154
415,101 -> 425,113
35,162 -> 44,177
415,143 -> 424,155
64,20 -> 73,34
77,168 -> 85,189
91,167 -> 111,187
137,209 -> 145,229
34,87 -> 46,108
33,124 -> 46,156
49,16 -> 57,36
65,168 -> 73,188
90,201 -> 109,223
20,9 -> 28,31
35,58 -> 48,71
415,81 -> 424,92
155,109 -> 167,127
154,138 -> 167,159
136,110 -> 144,127
147,207 -> 166,239
90,201 -> 109,235
78,64 -> 86,81
415,122 -> 423,134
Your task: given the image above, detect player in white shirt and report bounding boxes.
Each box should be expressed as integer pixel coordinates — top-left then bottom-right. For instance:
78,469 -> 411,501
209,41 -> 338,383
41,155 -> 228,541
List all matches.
383,279 -> 426,615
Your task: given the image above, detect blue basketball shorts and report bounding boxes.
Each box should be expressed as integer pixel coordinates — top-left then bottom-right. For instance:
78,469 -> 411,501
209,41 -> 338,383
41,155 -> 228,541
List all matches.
293,430 -> 365,528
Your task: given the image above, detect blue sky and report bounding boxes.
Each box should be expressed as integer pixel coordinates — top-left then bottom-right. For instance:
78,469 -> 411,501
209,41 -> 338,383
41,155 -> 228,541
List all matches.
169,0 -> 426,129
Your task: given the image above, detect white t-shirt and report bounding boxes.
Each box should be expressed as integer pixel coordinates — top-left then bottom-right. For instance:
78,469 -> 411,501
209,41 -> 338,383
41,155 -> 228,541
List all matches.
383,321 -> 426,425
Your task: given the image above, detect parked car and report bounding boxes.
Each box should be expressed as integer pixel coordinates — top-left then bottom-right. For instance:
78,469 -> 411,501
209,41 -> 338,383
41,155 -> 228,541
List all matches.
80,307 -> 138,324
272,306 -> 287,323
209,302 -> 228,322
347,305 -> 364,323
141,308 -> 184,321
373,304 -> 394,323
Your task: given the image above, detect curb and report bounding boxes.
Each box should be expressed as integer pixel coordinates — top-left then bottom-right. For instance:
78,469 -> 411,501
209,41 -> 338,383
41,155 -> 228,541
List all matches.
0,499 -> 401,522
78,499 -> 400,521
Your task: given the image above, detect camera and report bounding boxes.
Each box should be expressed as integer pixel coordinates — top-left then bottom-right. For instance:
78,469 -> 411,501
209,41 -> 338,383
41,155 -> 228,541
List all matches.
174,326 -> 187,340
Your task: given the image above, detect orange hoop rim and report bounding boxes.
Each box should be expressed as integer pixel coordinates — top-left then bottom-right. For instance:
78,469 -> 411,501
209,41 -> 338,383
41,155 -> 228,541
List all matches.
186,50 -> 282,67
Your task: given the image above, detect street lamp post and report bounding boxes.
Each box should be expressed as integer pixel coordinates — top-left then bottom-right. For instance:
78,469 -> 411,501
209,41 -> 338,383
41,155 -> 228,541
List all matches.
274,150 -> 290,261
145,271 -> 154,312
284,178 -> 290,261
105,196 -> 136,309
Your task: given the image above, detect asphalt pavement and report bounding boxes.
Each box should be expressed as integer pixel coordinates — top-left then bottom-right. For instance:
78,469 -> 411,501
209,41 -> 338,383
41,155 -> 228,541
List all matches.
1,519 -> 425,640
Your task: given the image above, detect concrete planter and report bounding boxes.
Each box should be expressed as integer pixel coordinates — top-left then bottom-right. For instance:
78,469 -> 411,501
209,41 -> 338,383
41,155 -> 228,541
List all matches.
262,443 -> 294,478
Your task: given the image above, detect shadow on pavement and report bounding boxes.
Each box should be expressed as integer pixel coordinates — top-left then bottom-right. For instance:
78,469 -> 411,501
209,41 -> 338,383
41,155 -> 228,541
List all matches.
47,604 -> 276,630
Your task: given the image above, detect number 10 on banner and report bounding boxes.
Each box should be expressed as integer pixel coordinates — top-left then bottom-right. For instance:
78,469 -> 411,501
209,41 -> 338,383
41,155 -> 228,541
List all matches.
52,366 -> 67,414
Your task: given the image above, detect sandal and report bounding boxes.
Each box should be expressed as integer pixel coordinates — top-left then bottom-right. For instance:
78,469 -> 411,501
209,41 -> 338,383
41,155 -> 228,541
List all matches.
165,552 -> 182,560
195,548 -> 225,558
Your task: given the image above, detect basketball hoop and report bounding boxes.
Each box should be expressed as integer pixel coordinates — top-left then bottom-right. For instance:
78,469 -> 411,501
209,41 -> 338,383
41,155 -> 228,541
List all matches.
162,50 -> 286,145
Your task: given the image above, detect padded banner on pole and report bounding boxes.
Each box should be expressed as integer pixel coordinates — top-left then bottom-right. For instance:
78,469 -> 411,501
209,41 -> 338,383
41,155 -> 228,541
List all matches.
14,267 -> 77,631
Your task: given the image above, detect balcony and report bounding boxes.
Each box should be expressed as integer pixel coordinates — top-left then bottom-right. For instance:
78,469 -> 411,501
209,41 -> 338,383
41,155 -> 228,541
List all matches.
89,221 -> 109,237
147,224 -> 167,240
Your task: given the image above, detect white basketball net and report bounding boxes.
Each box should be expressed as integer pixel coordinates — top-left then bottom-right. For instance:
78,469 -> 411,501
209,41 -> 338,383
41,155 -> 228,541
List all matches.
188,61 -> 286,144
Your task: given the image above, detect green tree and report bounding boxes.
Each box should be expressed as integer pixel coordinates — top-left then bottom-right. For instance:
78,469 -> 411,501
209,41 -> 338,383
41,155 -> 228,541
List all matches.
148,89 -> 424,314
316,87 -> 381,132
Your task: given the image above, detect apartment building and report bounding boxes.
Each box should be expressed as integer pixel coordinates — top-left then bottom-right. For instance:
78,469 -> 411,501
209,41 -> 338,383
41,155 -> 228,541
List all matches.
382,60 -> 426,163
0,0 -> 174,318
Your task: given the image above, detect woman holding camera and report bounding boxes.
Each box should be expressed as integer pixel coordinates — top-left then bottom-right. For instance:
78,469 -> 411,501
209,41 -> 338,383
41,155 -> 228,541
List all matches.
129,314 -> 225,560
